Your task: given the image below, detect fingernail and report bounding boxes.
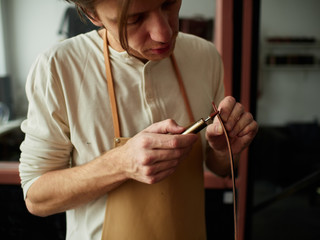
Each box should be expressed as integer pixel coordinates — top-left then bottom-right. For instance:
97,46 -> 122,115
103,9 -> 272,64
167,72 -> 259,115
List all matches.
215,125 -> 223,135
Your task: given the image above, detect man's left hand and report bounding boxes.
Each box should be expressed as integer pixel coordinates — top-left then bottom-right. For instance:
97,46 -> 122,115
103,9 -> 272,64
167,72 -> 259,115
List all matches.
206,96 -> 258,155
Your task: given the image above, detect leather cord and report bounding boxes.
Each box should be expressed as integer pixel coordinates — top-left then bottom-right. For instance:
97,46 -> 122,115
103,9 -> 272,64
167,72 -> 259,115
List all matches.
212,102 -> 238,240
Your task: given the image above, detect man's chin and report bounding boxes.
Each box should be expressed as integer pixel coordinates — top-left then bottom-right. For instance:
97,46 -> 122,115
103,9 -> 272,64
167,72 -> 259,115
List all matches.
129,49 -> 173,62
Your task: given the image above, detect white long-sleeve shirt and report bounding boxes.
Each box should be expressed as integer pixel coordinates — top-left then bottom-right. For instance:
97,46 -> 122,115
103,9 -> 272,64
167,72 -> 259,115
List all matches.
19,30 -> 224,240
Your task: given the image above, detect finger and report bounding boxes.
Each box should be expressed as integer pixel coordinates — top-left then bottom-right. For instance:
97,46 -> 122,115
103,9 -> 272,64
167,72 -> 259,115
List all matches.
218,96 -> 236,122
141,143 -> 193,165
124,150 -> 180,183
228,112 -> 253,138
141,133 -> 198,150
143,159 -> 179,176
207,119 -> 224,136
142,167 -> 176,184
231,122 -> 258,155
224,102 -> 245,132
237,119 -> 259,138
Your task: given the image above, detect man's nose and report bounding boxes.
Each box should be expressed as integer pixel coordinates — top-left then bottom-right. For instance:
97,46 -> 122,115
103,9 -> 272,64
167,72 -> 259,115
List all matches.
147,10 -> 172,43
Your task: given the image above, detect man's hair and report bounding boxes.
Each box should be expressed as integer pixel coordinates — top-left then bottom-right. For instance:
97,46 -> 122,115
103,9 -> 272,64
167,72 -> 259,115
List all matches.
64,0 -> 98,21
65,0 -> 131,51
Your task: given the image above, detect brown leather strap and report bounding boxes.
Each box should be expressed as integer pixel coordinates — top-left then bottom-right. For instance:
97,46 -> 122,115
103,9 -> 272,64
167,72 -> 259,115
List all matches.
170,54 -> 194,122
103,29 -> 121,138
212,102 -> 238,240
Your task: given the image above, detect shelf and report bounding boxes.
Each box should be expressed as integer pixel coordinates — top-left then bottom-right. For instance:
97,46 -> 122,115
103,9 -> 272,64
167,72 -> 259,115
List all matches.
263,65 -> 320,71
264,42 -> 320,49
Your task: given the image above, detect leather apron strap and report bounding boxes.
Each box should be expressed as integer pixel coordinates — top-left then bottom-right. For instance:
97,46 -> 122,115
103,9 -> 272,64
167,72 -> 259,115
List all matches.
103,30 -> 121,139
101,29 -> 206,240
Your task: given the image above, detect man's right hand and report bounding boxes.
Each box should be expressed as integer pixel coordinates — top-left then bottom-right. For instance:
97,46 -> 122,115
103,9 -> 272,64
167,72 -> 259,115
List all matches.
114,119 -> 198,184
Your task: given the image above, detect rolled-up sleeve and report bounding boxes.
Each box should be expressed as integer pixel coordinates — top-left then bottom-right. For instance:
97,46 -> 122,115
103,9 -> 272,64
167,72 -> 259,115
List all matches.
19,53 -> 73,199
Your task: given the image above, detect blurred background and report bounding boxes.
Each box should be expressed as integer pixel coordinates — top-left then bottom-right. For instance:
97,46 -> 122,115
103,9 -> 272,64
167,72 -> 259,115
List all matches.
0,0 -> 319,239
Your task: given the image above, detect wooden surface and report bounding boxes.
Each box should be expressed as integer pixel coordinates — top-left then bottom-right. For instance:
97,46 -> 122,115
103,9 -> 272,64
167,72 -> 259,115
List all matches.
0,161 -> 20,185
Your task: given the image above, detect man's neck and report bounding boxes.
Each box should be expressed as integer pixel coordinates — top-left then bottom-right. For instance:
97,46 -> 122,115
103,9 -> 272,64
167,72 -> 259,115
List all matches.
99,29 -> 125,53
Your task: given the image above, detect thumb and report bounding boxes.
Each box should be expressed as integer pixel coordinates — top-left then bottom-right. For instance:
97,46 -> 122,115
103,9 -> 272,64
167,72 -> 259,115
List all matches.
211,117 -> 224,136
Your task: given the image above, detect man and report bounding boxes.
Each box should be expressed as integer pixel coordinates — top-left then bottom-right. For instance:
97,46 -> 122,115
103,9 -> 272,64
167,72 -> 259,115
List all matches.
19,0 -> 258,239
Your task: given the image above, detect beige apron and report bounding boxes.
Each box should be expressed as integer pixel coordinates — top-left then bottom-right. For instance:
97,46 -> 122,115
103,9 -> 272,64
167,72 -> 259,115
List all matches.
101,29 -> 206,240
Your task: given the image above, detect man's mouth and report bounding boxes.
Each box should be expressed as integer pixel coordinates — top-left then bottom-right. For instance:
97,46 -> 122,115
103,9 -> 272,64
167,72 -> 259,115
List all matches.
149,44 -> 171,55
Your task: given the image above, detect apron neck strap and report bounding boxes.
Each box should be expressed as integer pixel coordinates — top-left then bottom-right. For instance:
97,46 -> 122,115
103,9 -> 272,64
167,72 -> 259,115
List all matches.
103,29 -> 121,138
169,54 -> 194,123
103,29 -> 194,138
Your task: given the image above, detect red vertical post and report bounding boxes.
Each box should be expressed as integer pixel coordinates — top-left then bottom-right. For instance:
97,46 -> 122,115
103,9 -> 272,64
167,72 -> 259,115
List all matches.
216,0 -> 254,240
239,0 -> 253,239
215,0 -> 233,97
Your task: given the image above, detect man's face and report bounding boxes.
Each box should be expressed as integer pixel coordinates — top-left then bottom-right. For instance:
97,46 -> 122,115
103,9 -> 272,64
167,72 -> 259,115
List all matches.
93,0 -> 182,62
